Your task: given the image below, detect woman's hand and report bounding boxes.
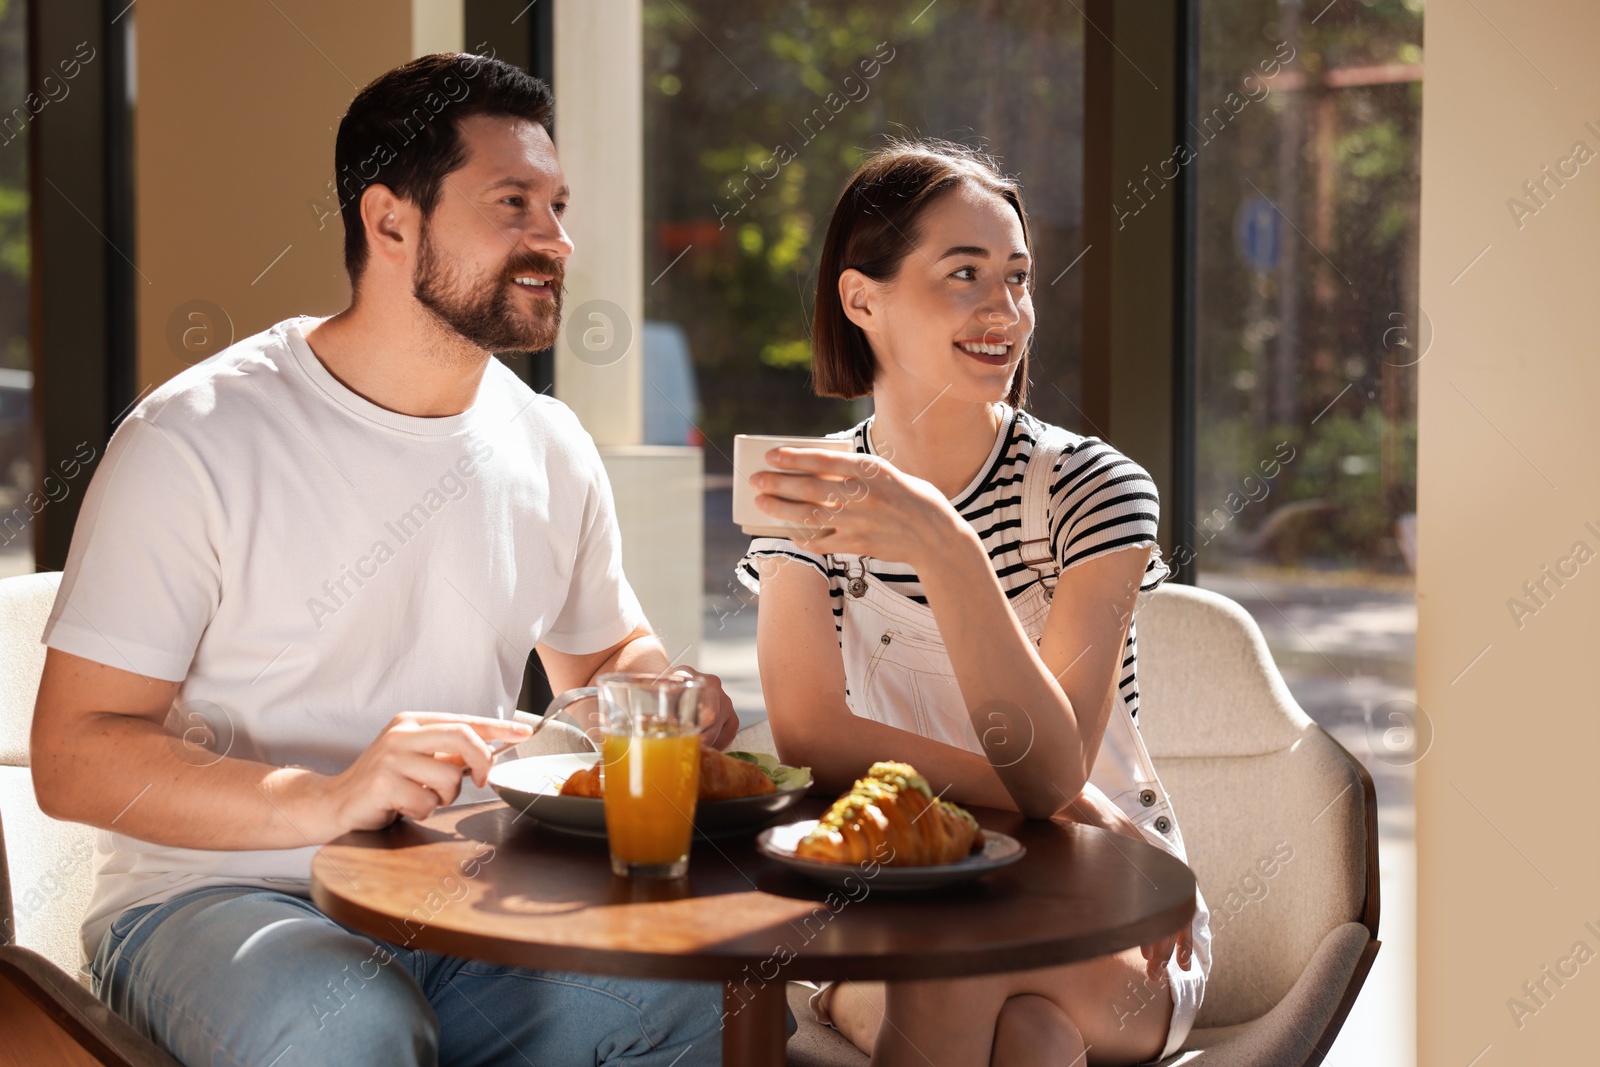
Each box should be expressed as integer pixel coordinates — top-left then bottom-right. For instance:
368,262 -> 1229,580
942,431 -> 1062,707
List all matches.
1056,783 -> 1194,980
751,447 -> 961,568
1141,926 -> 1196,982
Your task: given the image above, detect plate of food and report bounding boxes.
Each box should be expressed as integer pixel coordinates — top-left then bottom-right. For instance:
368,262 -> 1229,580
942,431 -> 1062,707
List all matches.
488,748 -> 813,840
756,761 -> 1024,891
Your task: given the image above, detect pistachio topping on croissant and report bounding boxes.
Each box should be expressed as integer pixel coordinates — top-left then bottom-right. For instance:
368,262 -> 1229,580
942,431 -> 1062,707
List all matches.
799,760 -> 983,867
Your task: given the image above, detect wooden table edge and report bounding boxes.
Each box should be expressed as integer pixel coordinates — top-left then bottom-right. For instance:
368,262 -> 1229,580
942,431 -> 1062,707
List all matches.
310,800 -> 1199,984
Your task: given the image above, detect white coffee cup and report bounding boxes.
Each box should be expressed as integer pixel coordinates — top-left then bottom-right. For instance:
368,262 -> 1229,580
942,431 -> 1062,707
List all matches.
732,433 -> 857,538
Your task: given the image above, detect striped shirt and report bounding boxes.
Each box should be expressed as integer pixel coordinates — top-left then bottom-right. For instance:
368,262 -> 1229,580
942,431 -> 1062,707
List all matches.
735,405 -> 1171,722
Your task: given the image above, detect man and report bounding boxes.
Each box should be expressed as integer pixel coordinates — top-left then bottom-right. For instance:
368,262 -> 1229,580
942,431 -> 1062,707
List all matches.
30,53 -> 749,1066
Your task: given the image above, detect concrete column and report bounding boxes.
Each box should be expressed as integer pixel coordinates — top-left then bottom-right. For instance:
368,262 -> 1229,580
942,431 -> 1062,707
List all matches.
553,0 -> 702,663
552,0 -> 644,445
412,0 -> 464,56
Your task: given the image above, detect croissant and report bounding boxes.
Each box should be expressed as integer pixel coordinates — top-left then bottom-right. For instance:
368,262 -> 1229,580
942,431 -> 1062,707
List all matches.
699,747 -> 777,799
795,762 -> 983,867
558,747 -> 777,800
559,762 -> 603,797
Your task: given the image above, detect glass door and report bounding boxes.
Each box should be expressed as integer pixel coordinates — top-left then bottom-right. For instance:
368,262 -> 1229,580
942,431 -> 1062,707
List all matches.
1191,2 -> 1422,1061
642,0 -> 1089,721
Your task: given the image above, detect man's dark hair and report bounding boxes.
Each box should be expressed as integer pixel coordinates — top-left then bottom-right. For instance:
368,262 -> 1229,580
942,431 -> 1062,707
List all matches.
334,52 -> 554,288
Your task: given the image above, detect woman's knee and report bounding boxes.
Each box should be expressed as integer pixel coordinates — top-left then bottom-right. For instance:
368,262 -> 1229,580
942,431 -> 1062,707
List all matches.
1065,949 -> 1174,1065
993,994 -> 1083,1063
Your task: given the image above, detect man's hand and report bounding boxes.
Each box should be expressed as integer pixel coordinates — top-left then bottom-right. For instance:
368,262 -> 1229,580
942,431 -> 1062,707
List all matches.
669,666 -> 740,750
538,629 -> 739,749
323,712 -> 533,832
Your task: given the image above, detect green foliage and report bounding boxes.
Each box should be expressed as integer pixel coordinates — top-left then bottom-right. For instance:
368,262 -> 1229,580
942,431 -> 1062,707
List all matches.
1191,0 -> 1422,572
645,1 -> 1423,580
0,184 -> 27,279
1197,408 -> 1417,569
0,0 -> 30,371
643,1 -> 1092,454
1282,408 -> 1416,565
644,2 -> 913,446
760,338 -> 813,370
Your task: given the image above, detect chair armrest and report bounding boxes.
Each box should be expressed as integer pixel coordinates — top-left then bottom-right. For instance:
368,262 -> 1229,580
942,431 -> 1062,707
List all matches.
1160,922 -> 1380,1067
0,944 -> 183,1066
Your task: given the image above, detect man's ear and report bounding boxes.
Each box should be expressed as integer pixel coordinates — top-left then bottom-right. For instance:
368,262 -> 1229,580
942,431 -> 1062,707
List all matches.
838,268 -> 878,334
360,184 -> 411,269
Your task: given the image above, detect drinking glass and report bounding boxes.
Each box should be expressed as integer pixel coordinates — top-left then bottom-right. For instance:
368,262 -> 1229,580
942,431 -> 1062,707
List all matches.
546,671 -> 706,878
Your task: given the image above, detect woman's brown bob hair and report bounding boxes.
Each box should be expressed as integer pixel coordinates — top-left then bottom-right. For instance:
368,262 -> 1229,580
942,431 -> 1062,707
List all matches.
812,139 -> 1033,407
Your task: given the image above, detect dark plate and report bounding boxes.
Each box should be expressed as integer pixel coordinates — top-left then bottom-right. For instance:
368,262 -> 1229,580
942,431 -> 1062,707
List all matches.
755,819 -> 1025,891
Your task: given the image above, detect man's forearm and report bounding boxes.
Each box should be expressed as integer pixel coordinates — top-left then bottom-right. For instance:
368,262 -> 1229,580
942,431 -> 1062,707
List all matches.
601,631 -> 671,679
553,630 -> 666,735
35,713 -> 338,850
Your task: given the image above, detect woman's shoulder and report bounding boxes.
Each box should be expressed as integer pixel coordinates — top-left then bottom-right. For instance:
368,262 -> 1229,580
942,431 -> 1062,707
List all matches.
824,415 -> 872,452
1015,410 -> 1168,586
1013,409 -> 1150,482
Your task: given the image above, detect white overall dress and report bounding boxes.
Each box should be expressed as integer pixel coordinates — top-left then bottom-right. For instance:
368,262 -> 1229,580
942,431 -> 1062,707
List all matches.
813,426 -> 1210,1061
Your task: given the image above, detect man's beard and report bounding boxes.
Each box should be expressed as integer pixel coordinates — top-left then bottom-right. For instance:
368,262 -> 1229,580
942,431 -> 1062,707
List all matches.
412,223 -> 565,354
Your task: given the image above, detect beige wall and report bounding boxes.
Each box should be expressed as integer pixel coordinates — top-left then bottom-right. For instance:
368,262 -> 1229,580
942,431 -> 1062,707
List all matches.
135,1 -> 412,387
412,0 -> 464,56
1416,2 -> 1600,1063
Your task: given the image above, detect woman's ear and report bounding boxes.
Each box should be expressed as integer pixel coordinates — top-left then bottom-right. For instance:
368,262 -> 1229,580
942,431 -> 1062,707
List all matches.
837,268 -> 878,334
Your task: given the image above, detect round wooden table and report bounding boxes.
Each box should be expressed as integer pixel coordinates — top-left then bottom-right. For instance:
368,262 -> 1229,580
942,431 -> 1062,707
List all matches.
311,796 -> 1196,1065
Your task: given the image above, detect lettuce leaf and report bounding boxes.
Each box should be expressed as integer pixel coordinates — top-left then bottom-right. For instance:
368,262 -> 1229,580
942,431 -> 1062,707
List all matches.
725,750 -> 813,791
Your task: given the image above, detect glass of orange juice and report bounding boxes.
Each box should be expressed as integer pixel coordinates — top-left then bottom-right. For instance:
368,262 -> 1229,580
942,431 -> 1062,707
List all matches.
594,672 -> 705,878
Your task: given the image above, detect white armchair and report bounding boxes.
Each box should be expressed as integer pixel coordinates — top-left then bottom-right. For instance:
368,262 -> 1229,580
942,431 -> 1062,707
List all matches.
0,571 -> 182,1066
782,582 -> 1381,1066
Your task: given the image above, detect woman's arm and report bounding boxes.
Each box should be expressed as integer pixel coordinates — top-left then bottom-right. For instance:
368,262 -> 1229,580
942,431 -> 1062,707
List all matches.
754,556 -> 1028,807
915,530 -> 1150,816
755,448 -> 1149,818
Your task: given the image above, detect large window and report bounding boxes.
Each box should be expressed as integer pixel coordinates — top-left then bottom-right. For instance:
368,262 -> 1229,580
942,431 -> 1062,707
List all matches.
1193,2 -> 1422,1062
641,1 -> 1089,706
0,0 -> 31,578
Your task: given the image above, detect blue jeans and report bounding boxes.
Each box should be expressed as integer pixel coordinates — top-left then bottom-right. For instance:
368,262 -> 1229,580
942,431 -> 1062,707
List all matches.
92,884 -> 786,1066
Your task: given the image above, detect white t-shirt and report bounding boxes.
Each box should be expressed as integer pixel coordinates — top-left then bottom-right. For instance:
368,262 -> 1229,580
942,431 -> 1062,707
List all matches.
44,314 -> 646,966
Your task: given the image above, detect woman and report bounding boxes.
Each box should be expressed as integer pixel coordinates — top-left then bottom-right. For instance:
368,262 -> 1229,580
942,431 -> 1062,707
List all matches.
736,140 -> 1211,1066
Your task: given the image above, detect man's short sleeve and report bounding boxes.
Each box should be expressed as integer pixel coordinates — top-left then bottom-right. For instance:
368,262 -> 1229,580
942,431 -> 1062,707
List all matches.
43,418 -> 222,682
540,446 -> 648,656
